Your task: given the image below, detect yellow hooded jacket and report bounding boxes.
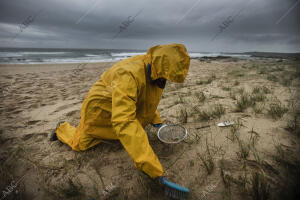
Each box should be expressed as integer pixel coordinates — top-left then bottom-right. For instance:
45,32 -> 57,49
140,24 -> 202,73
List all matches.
56,43 -> 190,178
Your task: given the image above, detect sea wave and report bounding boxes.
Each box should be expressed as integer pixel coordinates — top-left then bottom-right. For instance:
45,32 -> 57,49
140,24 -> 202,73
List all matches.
0,52 -> 24,57
0,49 -> 253,64
21,51 -> 69,55
85,54 -> 101,57
111,52 -> 146,57
189,52 -> 251,58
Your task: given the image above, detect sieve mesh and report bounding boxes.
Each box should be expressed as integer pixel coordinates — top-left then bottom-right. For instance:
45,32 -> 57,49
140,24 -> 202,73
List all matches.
157,124 -> 187,144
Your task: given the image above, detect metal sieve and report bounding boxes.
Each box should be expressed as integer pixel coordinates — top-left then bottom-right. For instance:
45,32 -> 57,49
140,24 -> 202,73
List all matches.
157,124 -> 187,144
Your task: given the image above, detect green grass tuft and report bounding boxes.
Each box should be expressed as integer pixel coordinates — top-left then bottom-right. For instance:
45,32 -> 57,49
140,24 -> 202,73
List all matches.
222,86 -> 231,91
212,104 -> 226,118
234,80 -> 240,86
195,92 -> 206,103
235,92 -> 255,112
196,104 -> 226,121
268,102 -> 288,119
267,74 -> 279,82
251,93 -> 266,102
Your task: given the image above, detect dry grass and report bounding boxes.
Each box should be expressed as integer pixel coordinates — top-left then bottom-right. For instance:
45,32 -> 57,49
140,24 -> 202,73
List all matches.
198,138 -> 215,174
286,112 -> 300,135
227,119 -> 242,142
230,91 -> 237,100
251,93 -> 266,102
261,86 -> 271,94
251,171 -> 270,200
198,109 -> 212,121
195,92 -> 206,103
268,102 -> 288,119
235,92 -> 255,112
257,65 -> 284,75
281,78 -> 292,87
196,104 -> 226,121
222,86 -> 231,91
236,139 -> 251,160
178,107 -> 188,123
234,86 -> 269,112
273,143 -> 286,164
228,70 -> 245,77
234,80 -> 240,86
267,74 -> 279,82
285,98 -> 300,135
175,94 -> 185,104
220,159 -> 232,199
212,104 -> 226,118
253,104 -> 264,114
196,74 -> 217,85
259,67 -> 268,74
251,86 -> 268,101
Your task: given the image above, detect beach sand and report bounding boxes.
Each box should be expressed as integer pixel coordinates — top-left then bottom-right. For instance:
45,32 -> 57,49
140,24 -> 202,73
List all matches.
0,58 -> 299,199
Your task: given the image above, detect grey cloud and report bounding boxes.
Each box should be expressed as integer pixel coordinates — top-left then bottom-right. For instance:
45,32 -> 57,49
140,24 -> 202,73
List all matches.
0,0 -> 299,52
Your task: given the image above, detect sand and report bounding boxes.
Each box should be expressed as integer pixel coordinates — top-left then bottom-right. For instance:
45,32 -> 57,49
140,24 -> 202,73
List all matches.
0,58 -> 299,200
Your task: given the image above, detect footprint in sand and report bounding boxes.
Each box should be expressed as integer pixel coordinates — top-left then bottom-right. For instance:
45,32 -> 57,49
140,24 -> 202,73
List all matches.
26,120 -> 41,125
12,110 -> 22,114
22,132 -> 48,141
66,110 -> 77,117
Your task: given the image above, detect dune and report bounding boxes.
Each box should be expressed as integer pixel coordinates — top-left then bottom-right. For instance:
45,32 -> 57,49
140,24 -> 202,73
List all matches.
0,58 -> 299,199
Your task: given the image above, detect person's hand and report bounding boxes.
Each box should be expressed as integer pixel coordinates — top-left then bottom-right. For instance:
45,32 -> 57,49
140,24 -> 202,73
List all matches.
152,123 -> 163,128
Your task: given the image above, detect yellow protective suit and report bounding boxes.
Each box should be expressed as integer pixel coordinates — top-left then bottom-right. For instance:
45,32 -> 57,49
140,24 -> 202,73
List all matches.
56,43 -> 190,178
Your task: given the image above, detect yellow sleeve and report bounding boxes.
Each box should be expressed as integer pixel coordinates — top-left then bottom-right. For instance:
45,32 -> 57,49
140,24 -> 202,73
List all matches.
152,110 -> 163,125
111,69 -> 164,178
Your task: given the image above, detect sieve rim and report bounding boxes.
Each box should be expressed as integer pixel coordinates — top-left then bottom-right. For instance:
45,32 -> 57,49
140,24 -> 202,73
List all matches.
157,124 -> 188,144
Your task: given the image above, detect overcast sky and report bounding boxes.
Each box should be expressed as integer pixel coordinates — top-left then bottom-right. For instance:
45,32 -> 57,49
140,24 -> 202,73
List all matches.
0,0 -> 299,52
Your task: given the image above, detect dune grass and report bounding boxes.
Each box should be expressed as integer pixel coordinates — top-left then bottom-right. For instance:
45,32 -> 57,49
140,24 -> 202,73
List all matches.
198,138 -> 215,175
251,171 -> 270,200
178,107 -> 188,123
228,70 -> 245,77
196,74 -> 217,85
267,74 -> 279,82
197,104 -> 226,121
234,86 -> 269,112
195,92 -> 206,103
268,102 -> 288,119
235,92 -> 255,112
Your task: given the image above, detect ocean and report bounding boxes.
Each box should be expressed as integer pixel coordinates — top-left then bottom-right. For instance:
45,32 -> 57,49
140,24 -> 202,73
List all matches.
0,48 -> 252,64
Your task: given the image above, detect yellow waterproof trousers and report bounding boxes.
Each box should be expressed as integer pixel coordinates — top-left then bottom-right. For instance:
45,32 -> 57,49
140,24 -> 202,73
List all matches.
56,99 -> 118,152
